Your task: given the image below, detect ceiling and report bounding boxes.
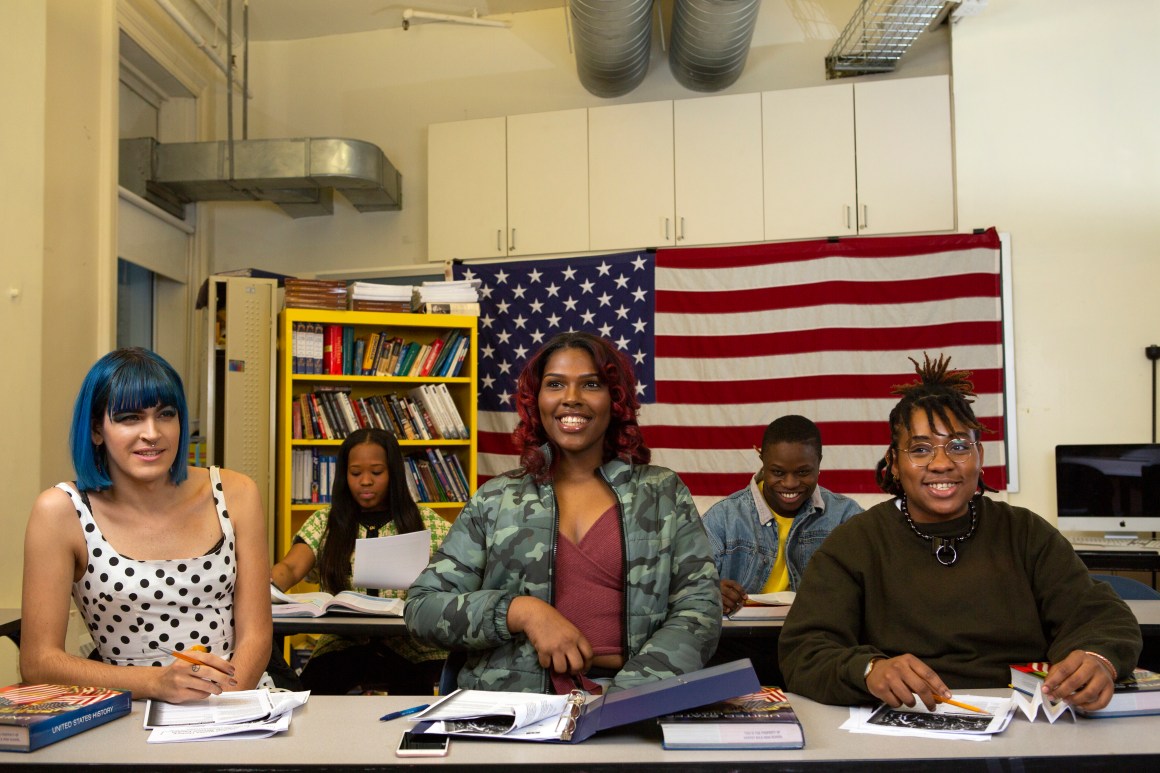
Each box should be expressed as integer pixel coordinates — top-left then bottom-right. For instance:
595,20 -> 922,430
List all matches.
245,0 -> 565,40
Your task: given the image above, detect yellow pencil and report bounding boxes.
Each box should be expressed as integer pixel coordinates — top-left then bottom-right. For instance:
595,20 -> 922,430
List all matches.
160,648 -> 203,666
935,695 -> 990,715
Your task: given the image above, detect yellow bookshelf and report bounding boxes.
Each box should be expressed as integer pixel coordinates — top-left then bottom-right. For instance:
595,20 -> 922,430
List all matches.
275,309 -> 477,572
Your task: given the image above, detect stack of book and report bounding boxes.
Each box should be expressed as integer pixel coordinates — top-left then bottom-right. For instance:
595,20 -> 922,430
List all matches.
348,281 -> 413,313
284,279 -> 348,310
403,448 -> 471,503
412,279 -> 481,315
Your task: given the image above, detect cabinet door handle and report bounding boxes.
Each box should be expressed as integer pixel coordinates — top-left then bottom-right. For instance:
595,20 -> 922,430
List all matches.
664,217 -> 670,241
678,217 -> 686,241
496,229 -> 502,252
509,228 -> 516,251
844,205 -> 851,230
859,205 -> 868,230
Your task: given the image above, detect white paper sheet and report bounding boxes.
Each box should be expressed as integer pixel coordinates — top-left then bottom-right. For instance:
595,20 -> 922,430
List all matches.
842,694 -> 1014,741
352,529 -> 431,589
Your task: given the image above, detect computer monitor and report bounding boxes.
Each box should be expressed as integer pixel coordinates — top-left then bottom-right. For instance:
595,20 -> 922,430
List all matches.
1055,443 -> 1160,536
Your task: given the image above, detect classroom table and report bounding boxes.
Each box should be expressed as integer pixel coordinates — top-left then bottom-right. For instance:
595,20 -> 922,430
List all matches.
2,688 -> 1155,771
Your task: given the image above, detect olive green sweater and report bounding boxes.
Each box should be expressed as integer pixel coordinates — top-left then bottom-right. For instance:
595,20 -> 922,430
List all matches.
779,497 -> 1142,705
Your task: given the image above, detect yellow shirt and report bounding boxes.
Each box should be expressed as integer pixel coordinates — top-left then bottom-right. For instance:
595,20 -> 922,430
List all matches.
759,482 -> 794,594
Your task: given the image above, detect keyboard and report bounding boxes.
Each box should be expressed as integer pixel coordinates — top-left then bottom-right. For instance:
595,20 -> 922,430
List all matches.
1068,536 -> 1160,552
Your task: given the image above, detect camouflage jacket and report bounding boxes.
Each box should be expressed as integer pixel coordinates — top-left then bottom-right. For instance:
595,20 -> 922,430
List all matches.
404,456 -> 722,693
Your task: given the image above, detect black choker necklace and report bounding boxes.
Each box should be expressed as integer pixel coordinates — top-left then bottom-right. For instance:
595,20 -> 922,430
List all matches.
900,496 -> 977,566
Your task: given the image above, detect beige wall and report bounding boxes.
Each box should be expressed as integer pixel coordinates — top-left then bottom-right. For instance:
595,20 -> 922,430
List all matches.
1,1 -> 48,619
210,1 -> 949,277
952,0 -> 1160,517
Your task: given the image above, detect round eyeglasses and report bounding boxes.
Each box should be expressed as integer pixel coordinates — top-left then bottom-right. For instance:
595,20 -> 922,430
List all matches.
901,439 -> 978,467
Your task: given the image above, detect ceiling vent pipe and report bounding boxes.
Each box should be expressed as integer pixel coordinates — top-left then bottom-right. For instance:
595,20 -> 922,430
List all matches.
570,0 -> 655,98
669,0 -> 761,92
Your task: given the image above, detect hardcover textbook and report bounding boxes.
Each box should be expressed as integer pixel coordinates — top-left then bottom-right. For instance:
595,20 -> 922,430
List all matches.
0,684 -> 131,752
270,584 -> 404,617
411,658 -> 760,744
658,686 -> 805,750
1077,668 -> 1160,718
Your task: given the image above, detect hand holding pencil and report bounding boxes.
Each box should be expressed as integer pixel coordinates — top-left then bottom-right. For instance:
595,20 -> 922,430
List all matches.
157,644 -> 238,702
863,652 -> 953,711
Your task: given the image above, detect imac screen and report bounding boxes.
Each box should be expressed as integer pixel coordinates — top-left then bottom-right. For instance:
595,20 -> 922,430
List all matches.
1055,444 -> 1160,535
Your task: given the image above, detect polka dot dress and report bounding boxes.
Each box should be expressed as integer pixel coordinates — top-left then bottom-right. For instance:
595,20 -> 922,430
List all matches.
63,466 -> 237,667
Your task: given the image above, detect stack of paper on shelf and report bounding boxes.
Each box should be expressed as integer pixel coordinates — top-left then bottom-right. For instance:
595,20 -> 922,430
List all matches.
349,282 -> 414,313
412,279 -> 481,314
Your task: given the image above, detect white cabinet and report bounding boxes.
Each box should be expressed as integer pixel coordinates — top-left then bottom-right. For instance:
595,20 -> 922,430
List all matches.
853,75 -> 954,236
427,110 -> 589,261
506,108 -> 589,256
763,84 -> 857,240
673,92 -> 766,247
428,117 -> 507,261
589,100 -> 676,250
762,75 -> 955,241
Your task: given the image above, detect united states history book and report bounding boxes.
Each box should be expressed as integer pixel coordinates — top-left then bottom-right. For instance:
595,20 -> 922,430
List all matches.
410,658 -> 761,744
0,683 -> 131,752
658,686 -> 804,750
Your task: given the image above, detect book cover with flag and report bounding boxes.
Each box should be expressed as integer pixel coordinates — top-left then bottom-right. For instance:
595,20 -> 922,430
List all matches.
0,683 -> 131,752
454,229 -> 1007,509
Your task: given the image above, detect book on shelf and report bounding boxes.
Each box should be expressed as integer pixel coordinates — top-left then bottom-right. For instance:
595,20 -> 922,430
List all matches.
270,584 -> 405,617
0,683 -> 131,752
409,659 -> 760,744
657,686 -> 804,750
1077,667 -> 1160,718
418,301 -> 482,316
436,383 -> 469,438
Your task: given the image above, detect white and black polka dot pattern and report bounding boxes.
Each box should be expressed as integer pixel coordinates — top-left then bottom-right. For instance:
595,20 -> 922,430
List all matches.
64,467 -> 238,667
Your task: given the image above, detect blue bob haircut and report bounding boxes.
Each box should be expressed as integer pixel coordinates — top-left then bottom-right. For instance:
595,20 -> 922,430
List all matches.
70,347 -> 190,491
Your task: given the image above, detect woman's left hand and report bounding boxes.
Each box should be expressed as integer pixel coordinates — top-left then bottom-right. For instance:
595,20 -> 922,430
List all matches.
1042,650 -> 1116,711
507,596 -> 594,675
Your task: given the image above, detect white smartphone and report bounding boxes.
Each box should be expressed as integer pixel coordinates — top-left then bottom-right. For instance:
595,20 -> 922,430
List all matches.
395,731 -> 451,757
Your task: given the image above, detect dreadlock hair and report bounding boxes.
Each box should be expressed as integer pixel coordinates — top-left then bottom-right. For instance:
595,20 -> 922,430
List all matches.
875,353 -> 992,496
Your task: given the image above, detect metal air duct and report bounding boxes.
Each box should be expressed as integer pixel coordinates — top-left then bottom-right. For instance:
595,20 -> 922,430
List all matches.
668,0 -> 760,92
570,0 -> 655,98
120,137 -> 402,219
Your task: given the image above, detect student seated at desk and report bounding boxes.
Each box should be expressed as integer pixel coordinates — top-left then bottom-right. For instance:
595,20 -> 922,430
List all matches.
21,348 -> 271,702
272,428 -> 449,695
779,354 -> 1142,711
703,415 -> 862,613
405,332 -> 721,694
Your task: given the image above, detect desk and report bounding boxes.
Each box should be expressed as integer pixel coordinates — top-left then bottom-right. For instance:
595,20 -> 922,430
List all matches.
4,689 -> 1156,771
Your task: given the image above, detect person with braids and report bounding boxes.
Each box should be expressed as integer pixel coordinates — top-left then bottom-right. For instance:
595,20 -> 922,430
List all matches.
779,353 -> 1140,710
406,332 -> 721,694
272,428 -> 449,694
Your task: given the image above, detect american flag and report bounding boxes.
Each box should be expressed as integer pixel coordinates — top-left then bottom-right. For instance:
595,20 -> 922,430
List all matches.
455,229 -> 1006,510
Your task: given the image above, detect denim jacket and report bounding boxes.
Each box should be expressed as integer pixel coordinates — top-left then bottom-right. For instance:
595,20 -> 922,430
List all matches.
702,475 -> 862,592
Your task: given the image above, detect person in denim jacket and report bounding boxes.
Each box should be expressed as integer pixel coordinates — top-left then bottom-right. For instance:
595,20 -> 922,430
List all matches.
703,416 -> 862,615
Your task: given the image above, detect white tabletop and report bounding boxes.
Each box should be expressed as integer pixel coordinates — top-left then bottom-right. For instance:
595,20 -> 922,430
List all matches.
4,689 -> 1157,770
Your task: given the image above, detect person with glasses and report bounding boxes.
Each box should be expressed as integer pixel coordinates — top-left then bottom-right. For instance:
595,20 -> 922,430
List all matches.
778,354 -> 1140,711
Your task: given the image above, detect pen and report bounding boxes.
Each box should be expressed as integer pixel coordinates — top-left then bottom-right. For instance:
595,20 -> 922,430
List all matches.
379,704 -> 430,722
935,695 -> 990,715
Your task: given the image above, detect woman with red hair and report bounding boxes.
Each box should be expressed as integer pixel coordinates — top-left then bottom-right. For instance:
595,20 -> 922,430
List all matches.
406,332 -> 721,694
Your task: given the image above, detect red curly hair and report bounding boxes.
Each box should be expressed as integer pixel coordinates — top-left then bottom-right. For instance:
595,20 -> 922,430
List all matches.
511,332 -> 650,481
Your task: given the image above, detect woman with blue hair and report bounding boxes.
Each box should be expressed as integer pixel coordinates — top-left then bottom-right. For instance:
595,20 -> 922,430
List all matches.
21,348 -> 271,702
